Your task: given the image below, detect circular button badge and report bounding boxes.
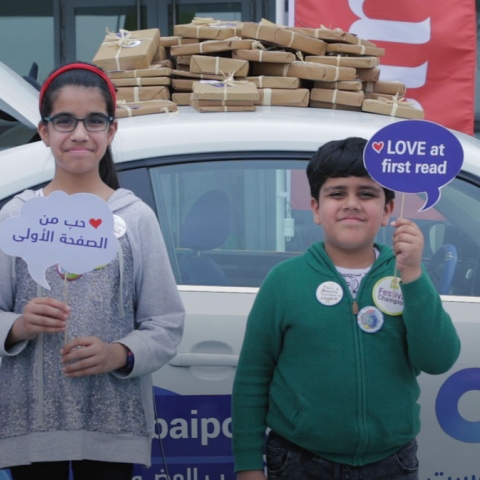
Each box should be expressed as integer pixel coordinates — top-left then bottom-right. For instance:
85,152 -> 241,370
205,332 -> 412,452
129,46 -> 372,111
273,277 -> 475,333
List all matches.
357,306 -> 384,333
373,276 -> 404,316
113,215 -> 127,239
316,281 -> 343,306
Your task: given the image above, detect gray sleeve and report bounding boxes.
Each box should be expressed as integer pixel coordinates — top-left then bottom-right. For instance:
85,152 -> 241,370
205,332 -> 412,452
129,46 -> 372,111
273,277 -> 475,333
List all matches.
0,199 -> 28,356
112,204 -> 185,378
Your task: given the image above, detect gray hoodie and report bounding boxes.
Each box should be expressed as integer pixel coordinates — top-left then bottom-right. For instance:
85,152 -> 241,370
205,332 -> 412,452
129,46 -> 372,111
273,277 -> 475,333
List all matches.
0,188 -> 185,469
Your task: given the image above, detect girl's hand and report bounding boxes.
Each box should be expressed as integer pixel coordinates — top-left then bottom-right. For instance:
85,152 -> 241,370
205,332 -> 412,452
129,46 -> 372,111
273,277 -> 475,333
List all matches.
391,218 -> 424,283
61,337 -> 128,377
7,297 -> 70,347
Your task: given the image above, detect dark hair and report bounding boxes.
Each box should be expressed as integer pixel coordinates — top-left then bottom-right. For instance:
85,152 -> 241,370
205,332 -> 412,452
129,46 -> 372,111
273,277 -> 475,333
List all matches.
39,62 -> 119,190
306,137 -> 395,204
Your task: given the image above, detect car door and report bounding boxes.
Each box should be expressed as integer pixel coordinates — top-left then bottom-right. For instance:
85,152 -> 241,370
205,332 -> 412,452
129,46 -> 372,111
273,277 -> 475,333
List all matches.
410,174 -> 480,480
119,152 -> 314,479
119,150 -> 480,480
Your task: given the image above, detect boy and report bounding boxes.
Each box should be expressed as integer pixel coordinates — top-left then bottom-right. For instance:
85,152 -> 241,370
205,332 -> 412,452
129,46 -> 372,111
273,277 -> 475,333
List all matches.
231,137 -> 460,480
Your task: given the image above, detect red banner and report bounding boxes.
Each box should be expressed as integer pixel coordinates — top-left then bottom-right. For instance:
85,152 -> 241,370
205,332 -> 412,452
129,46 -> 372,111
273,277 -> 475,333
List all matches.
293,0 -> 477,134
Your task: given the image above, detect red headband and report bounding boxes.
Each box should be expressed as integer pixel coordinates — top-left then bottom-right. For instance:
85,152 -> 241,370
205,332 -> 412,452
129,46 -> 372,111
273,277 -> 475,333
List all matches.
39,63 -> 117,112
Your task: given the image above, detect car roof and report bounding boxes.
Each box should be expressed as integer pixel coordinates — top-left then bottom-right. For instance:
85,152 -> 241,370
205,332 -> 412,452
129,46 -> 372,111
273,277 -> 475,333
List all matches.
113,106 -> 401,162
114,106 -> 480,172
2,106 -> 480,201
1,60 -> 480,202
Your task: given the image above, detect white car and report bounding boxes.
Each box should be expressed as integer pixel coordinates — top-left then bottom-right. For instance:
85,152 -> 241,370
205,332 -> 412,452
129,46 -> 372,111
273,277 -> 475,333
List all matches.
1,61 -> 480,480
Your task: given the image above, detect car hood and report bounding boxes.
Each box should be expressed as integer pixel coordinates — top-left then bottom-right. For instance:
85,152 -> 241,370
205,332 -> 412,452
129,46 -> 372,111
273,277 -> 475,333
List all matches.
0,61 -> 40,128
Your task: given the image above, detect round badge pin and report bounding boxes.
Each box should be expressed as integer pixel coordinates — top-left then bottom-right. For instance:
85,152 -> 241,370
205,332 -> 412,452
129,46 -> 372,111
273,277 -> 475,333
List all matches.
57,264 -> 82,281
113,215 -> 127,239
357,306 -> 384,333
373,276 -> 404,316
316,281 -> 343,306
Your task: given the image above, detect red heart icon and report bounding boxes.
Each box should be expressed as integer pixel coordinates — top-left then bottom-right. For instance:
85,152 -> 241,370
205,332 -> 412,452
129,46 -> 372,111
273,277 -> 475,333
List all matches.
89,218 -> 102,229
372,141 -> 384,153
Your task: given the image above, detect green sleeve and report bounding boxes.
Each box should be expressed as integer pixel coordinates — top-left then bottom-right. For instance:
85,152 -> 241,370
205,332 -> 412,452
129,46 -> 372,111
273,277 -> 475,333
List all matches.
401,269 -> 461,374
232,269 -> 284,472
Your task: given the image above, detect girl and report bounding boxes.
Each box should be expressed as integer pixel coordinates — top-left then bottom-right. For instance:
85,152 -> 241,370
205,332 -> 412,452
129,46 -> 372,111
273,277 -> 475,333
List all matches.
0,62 -> 185,480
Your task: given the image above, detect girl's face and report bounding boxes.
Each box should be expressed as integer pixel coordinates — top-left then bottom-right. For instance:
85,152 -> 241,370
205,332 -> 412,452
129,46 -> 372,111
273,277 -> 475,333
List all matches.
38,85 -> 117,180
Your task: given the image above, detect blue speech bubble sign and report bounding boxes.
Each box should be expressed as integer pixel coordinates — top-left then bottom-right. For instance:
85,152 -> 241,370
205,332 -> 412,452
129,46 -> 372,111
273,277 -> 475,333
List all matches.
0,191 -> 119,289
364,120 -> 464,211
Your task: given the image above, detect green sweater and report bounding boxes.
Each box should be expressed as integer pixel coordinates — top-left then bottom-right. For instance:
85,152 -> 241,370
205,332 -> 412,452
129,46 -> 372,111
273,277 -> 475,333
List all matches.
232,242 -> 460,471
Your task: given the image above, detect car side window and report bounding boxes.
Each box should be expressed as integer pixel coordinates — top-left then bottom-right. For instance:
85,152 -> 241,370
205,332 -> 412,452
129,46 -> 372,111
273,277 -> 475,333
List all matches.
149,159 -> 315,288
388,177 -> 480,297
148,160 -> 480,297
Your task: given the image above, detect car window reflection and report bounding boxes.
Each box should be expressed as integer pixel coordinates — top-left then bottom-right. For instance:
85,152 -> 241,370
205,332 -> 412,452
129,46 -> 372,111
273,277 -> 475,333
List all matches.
145,160 -> 480,297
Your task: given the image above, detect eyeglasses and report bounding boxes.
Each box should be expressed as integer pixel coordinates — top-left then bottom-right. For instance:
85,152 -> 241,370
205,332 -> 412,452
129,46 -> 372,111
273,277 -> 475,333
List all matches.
43,114 -> 114,132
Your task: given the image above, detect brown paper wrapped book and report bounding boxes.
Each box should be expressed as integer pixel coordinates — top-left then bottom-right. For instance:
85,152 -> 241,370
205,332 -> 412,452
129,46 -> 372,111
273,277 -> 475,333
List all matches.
241,21 -> 327,56
310,100 -> 362,112
174,18 -> 243,40
172,69 -> 225,81
250,61 -> 356,82
172,92 -> 193,105
356,68 -> 381,82
172,78 -> 196,92
326,43 -> 385,57
310,88 -> 364,107
254,88 -> 310,107
362,98 -> 424,119
170,38 -> 254,56
152,44 -> 168,63
152,59 -> 175,69
364,93 -> 396,101
306,55 -> 379,69
195,98 -> 254,106
159,36 -> 199,47
286,26 -> 376,47
245,76 -> 300,89
93,28 -> 160,71
176,55 -> 192,66
115,100 -> 178,118
192,80 -> 259,101
316,80 -> 363,91
175,64 -> 190,72
116,86 -> 170,102
232,48 -> 295,63
191,100 -> 256,112
111,76 -> 171,87
363,80 -> 406,96
190,55 -> 249,77
107,65 -> 172,79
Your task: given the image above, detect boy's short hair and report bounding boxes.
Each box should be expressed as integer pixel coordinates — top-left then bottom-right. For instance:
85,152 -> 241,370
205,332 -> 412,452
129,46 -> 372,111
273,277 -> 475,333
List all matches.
306,137 -> 395,204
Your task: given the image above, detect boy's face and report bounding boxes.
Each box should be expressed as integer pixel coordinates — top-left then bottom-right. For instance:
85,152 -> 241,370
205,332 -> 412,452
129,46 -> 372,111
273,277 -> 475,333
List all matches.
311,176 -> 394,265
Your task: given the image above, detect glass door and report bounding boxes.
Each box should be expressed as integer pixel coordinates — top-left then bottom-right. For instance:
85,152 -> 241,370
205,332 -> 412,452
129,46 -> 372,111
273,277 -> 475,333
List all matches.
0,0 -> 54,82
58,0 -> 277,66
170,0 -> 247,32
155,0 -> 276,36
59,0 -> 156,65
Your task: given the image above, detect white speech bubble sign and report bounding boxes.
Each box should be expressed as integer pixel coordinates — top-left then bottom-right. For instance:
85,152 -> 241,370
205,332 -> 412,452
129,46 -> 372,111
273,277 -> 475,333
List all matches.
0,191 -> 119,289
